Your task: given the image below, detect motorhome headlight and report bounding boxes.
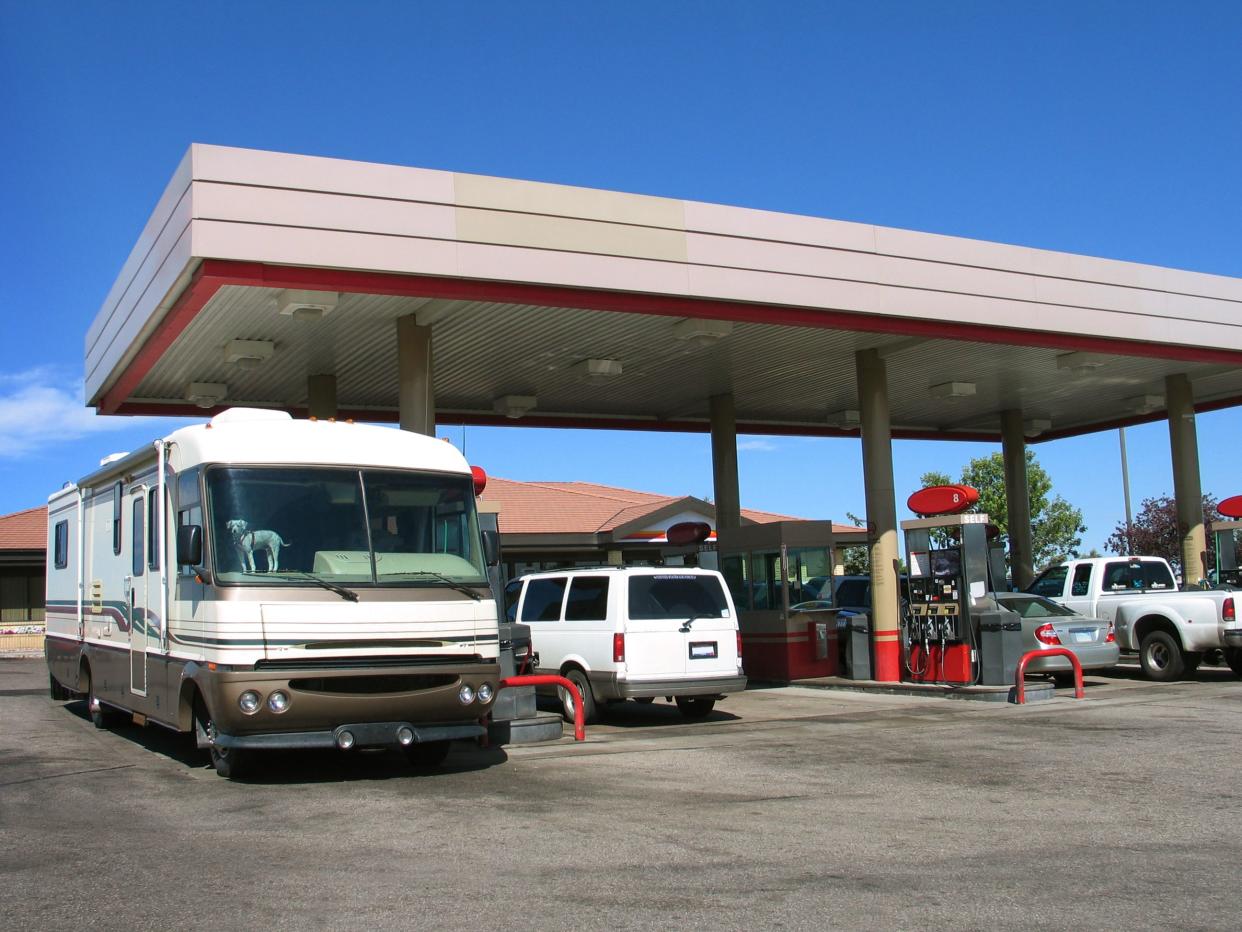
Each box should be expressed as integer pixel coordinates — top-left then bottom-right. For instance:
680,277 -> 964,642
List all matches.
238,690 -> 262,715
337,730 -> 355,750
458,684 -> 476,705
267,690 -> 290,714
397,726 -> 415,746
477,683 -> 494,704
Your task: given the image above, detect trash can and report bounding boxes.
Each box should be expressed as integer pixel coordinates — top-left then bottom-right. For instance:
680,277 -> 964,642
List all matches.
978,609 -> 1024,686
843,612 -> 872,681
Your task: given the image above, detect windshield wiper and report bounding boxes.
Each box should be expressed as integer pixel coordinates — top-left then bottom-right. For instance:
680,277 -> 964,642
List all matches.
399,571 -> 483,601
288,572 -> 359,602
679,611 -> 716,633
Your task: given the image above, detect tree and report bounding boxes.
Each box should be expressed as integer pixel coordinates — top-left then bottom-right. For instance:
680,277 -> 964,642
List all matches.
1104,494 -> 1219,576
921,450 -> 1085,570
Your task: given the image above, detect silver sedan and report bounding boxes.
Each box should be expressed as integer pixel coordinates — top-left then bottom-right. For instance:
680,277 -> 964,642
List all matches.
994,592 -> 1121,681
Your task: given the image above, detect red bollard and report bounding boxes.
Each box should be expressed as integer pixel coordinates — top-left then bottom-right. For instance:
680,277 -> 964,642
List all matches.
1015,648 -> 1084,704
498,674 -> 586,741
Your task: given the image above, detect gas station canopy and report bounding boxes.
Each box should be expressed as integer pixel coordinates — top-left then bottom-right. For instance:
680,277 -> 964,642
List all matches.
87,144 -> 1242,441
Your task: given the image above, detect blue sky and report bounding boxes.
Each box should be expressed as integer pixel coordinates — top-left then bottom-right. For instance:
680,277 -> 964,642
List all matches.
1,1 -> 1240,553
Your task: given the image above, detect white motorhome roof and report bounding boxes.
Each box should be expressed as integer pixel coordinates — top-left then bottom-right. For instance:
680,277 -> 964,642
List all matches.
165,409 -> 472,473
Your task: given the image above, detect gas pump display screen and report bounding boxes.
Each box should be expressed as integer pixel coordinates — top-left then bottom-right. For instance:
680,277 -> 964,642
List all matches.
929,548 -> 961,579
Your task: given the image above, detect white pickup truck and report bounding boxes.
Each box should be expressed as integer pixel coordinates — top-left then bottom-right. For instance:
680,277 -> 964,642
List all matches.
1027,556 -> 1241,681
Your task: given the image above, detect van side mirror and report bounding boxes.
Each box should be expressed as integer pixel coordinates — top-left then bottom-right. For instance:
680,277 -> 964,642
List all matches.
482,529 -> 500,567
177,525 -> 203,567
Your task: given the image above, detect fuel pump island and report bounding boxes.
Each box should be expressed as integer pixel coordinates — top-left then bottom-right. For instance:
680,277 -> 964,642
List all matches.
899,486 -> 1023,688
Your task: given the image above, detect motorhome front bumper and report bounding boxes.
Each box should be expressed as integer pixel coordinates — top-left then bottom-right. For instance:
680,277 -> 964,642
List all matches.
213,721 -> 485,750
198,661 -> 500,736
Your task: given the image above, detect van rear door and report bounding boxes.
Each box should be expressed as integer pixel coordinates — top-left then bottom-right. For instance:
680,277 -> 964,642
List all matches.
624,573 -> 737,679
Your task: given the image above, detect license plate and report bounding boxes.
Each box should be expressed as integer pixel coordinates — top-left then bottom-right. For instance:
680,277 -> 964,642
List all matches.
1072,630 -> 1093,643
689,641 -> 718,659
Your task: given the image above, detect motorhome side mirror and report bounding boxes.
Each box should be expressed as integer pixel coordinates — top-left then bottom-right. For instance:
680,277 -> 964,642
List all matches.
482,529 -> 500,567
177,525 -> 203,567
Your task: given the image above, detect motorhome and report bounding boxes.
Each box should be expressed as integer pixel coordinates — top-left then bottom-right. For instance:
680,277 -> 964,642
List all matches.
45,408 -> 501,777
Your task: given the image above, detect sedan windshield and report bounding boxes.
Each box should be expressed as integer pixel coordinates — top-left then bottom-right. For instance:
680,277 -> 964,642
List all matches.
997,594 -> 1079,618
206,466 -> 487,588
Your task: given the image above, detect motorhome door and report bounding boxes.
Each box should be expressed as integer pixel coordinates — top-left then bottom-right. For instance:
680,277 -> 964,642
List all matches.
128,485 -> 149,697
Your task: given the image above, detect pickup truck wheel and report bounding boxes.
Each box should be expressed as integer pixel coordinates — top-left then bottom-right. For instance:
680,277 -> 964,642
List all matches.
1139,630 -> 1185,681
559,669 -> 598,725
1225,648 -> 1242,677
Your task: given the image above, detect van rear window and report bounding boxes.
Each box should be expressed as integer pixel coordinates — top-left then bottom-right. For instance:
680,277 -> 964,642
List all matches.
628,574 -> 728,620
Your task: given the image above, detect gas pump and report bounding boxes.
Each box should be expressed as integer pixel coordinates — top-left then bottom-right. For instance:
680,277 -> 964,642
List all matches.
1214,496 -> 1242,588
901,514 -> 991,685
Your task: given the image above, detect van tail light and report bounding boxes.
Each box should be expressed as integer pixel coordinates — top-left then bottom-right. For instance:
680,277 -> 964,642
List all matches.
1224,598 -> 1236,622
736,631 -> 743,659
613,633 -> 625,663
1105,622 -> 1116,643
1034,623 -> 1062,646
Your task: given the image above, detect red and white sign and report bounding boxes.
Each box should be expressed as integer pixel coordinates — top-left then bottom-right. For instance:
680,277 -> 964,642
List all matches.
1219,495 -> 1242,519
907,484 -> 979,517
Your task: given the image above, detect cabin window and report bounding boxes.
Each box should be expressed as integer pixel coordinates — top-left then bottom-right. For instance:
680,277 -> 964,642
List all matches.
148,488 -> 160,571
564,577 -> 610,622
521,577 -> 567,622
53,521 -> 69,569
132,496 -> 144,577
1071,564 -> 1092,597
112,481 -> 123,555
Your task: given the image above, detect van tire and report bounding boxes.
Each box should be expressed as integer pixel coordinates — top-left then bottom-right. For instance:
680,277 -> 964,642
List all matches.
1138,630 -> 1185,682
1225,648 -> 1242,677
675,696 -> 715,719
560,669 -> 597,725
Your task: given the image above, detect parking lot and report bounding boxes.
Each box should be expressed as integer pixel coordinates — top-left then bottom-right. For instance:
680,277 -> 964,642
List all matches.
3,656 -> 1241,931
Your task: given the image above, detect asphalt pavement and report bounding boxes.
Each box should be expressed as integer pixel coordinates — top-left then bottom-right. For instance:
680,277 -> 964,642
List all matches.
2,657 -> 1240,931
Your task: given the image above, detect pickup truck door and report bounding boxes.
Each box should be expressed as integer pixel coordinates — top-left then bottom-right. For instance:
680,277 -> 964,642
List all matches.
1062,563 -> 1095,616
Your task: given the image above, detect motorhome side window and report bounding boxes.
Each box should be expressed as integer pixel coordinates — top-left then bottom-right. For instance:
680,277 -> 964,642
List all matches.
53,520 -> 69,569
177,468 -> 203,576
112,481 -> 122,555
204,466 -> 487,588
148,487 -> 160,571
132,495 -> 144,577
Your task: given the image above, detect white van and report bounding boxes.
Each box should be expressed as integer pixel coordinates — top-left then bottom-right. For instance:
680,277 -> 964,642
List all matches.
504,566 -> 746,723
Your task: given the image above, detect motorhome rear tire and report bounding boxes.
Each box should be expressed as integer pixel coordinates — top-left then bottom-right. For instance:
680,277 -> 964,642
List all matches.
675,696 -> 715,719
560,669 -> 597,725
84,666 -> 122,729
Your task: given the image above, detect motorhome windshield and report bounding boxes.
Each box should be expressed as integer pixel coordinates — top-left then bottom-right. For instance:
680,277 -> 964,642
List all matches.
205,466 -> 487,588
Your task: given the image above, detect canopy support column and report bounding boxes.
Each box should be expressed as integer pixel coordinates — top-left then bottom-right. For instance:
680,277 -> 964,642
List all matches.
397,315 -> 435,436
710,393 -> 741,532
856,349 -> 900,682
1001,409 -> 1034,589
1167,374 -> 1207,585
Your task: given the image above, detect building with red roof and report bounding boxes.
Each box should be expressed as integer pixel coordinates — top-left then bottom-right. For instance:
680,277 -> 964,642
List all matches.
0,505 -> 47,629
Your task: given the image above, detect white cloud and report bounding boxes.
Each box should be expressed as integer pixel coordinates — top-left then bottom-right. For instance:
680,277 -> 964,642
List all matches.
737,439 -> 778,452
0,369 -> 179,459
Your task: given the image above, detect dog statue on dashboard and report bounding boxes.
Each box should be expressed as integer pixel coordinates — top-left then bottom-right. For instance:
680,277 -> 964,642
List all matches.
226,518 -> 290,572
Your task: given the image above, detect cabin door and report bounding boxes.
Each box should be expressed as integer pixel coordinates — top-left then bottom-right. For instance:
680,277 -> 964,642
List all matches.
128,485 -> 149,697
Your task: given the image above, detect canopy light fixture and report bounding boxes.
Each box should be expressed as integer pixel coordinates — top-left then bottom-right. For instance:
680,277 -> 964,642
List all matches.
1126,394 -> 1165,415
492,394 -> 538,419
277,289 -> 339,321
224,339 -> 275,369
929,381 -> 976,400
573,358 -> 623,381
186,382 -> 227,409
1023,417 -> 1052,437
826,408 -> 861,429
1056,352 -> 1108,373
671,318 -> 733,348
